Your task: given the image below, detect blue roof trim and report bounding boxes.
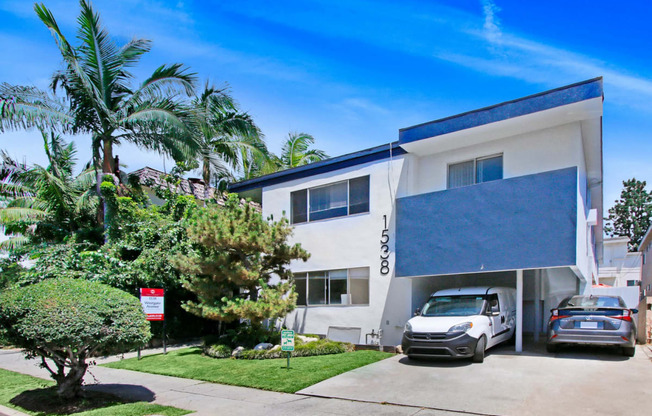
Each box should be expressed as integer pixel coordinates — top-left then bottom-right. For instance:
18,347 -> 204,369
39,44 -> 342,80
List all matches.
229,142 -> 406,192
399,77 -> 603,145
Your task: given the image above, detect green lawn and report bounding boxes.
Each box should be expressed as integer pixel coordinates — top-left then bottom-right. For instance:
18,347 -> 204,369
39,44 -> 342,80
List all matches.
104,347 -> 393,393
0,368 -> 189,416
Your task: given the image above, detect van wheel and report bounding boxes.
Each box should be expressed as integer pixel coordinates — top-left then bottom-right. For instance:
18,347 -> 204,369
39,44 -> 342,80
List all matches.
472,336 -> 486,363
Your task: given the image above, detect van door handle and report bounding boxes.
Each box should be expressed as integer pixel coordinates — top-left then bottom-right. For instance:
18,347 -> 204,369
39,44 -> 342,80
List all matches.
501,316 -> 505,324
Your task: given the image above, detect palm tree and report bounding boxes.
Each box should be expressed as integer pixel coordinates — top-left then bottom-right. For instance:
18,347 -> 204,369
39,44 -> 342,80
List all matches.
276,132 -> 328,169
1,1 -> 198,176
0,131 -> 99,249
191,83 -> 270,191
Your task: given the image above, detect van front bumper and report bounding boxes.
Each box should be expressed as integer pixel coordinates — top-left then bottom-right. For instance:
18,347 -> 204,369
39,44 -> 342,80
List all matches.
402,331 -> 478,358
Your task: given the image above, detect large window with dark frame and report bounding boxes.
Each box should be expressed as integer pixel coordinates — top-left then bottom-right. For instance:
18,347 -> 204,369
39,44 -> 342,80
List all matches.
291,176 -> 370,224
447,155 -> 503,189
294,268 -> 370,306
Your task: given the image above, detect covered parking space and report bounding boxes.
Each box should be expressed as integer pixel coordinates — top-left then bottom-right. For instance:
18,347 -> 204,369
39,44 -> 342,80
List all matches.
408,267 -> 583,352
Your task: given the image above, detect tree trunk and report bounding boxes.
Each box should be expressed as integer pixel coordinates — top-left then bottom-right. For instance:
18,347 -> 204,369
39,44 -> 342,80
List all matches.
99,137 -> 114,242
53,362 -> 87,399
102,138 -> 114,174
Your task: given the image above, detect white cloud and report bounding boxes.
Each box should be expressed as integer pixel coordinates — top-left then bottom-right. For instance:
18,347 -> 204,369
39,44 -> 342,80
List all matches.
481,0 -> 502,46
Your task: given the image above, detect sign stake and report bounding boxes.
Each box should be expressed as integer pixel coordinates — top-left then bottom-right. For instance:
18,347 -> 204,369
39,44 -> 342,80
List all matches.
281,330 -> 295,369
163,320 -> 167,355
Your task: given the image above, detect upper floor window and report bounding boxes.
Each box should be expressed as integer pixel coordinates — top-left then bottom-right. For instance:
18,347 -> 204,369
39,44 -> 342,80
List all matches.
448,155 -> 503,189
291,176 -> 370,224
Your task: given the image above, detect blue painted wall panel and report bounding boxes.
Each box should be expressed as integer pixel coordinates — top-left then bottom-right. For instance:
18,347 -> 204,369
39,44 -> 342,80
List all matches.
395,167 -> 577,277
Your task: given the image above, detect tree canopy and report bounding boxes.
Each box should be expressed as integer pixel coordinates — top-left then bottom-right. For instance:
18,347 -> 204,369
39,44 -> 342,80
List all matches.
0,278 -> 150,399
605,178 -> 652,251
175,194 -> 309,325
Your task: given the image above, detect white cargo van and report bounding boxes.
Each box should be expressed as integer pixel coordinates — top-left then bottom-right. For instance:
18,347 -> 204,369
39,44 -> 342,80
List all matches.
401,287 -> 516,363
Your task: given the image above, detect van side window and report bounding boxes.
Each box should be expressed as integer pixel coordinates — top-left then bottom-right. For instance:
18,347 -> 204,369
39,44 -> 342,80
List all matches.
487,294 -> 500,313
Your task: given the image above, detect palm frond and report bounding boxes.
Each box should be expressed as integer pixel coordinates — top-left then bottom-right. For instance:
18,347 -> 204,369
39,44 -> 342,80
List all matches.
0,206 -> 49,222
0,235 -> 31,251
280,132 -> 328,168
35,2 -> 112,123
129,64 -> 197,102
118,38 -> 151,68
0,84 -> 73,133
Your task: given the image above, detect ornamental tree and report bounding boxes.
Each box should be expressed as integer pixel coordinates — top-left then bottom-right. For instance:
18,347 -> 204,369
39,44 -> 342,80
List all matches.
605,178 -> 652,251
175,194 -> 309,326
0,279 -> 150,399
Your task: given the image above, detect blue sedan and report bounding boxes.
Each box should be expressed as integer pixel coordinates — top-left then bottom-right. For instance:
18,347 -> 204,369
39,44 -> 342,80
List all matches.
546,295 -> 637,357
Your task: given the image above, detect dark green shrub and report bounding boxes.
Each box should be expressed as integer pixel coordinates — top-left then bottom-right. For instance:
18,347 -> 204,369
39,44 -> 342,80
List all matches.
0,279 -> 151,399
223,325 -> 281,349
238,339 -> 354,360
203,344 -> 232,358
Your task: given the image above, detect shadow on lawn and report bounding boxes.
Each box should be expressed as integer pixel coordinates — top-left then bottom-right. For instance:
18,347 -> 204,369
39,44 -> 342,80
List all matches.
9,384 -> 154,415
172,348 -> 202,357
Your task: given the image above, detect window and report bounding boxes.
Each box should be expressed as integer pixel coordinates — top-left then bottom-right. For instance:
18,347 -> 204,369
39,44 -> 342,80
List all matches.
291,176 -> 370,224
291,189 -> 308,224
448,155 -> 503,189
294,267 -> 370,306
627,280 -> 639,287
310,182 -> 348,221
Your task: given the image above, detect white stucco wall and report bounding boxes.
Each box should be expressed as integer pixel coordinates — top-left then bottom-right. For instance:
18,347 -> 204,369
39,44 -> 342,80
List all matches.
405,122 -> 588,197
263,155 -> 412,346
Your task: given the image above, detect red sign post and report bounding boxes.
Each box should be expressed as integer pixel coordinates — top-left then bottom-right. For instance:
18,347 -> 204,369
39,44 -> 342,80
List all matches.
139,288 -> 166,357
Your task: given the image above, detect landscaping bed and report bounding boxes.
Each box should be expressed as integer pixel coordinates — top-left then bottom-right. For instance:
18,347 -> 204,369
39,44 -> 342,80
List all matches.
103,347 -> 393,393
0,368 -> 189,416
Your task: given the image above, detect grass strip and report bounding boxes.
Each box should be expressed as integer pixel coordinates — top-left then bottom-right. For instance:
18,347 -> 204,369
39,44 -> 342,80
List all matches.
0,367 -> 189,416
104,347 -> 393,393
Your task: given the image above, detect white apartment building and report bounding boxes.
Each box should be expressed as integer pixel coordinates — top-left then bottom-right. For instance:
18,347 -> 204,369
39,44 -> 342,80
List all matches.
230,78 -> 604,351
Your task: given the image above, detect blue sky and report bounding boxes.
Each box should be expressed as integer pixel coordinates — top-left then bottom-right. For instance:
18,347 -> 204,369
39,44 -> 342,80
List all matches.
1,0 -> 651,210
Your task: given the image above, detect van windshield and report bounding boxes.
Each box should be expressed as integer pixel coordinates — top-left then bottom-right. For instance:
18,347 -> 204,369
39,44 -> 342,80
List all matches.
421,295 -> 486,317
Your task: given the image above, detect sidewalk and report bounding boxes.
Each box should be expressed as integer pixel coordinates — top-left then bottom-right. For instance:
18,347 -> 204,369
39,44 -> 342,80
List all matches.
0,347 -> 461,416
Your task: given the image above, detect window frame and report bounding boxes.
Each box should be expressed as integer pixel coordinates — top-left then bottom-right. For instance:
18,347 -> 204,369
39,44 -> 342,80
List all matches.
293,268 -> 370,307
290,175 -> 371,224
447,153 -> 503,189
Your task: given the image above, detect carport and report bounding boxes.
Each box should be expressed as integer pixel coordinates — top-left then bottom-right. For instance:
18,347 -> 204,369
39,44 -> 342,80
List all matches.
394,166 -> 597,353
407,267 -> 583,352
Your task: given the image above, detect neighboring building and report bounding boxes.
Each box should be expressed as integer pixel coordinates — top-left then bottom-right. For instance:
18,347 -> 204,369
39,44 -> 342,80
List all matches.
598,237 -> 642,288
230,78 -> 604,351
129,166 -> 221,205
640,226 -> 652,297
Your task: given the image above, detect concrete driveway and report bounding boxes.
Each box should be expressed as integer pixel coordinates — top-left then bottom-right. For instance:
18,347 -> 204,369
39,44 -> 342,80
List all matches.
298,342 -> 652,416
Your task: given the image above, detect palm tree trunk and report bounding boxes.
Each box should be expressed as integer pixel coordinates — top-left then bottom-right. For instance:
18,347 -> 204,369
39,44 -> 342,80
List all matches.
99,137 -> 115,242
102,138 -> 115,174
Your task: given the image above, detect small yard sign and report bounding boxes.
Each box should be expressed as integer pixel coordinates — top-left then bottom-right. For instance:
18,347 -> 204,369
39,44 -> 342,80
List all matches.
281,330 -> 295,369
281,330 -> 295,351
140,288 -> 164,321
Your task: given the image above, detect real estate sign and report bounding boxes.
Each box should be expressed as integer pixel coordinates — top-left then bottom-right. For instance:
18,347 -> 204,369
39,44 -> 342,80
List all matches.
140,288 -> 164,321
281,330 -> 295,351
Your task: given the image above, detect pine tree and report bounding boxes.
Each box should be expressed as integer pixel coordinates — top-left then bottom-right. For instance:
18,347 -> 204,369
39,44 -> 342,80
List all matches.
175,194 -> 309,326
605,178 -> 652,251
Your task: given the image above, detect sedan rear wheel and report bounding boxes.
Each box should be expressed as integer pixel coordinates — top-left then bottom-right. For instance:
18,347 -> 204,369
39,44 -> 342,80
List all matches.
546,343 -> 558,353
622,346 -> 635,357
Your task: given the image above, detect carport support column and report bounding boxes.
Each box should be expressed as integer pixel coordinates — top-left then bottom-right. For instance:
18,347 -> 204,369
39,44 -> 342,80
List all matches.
533,270 -> 541,343
516,269 -> 523,353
